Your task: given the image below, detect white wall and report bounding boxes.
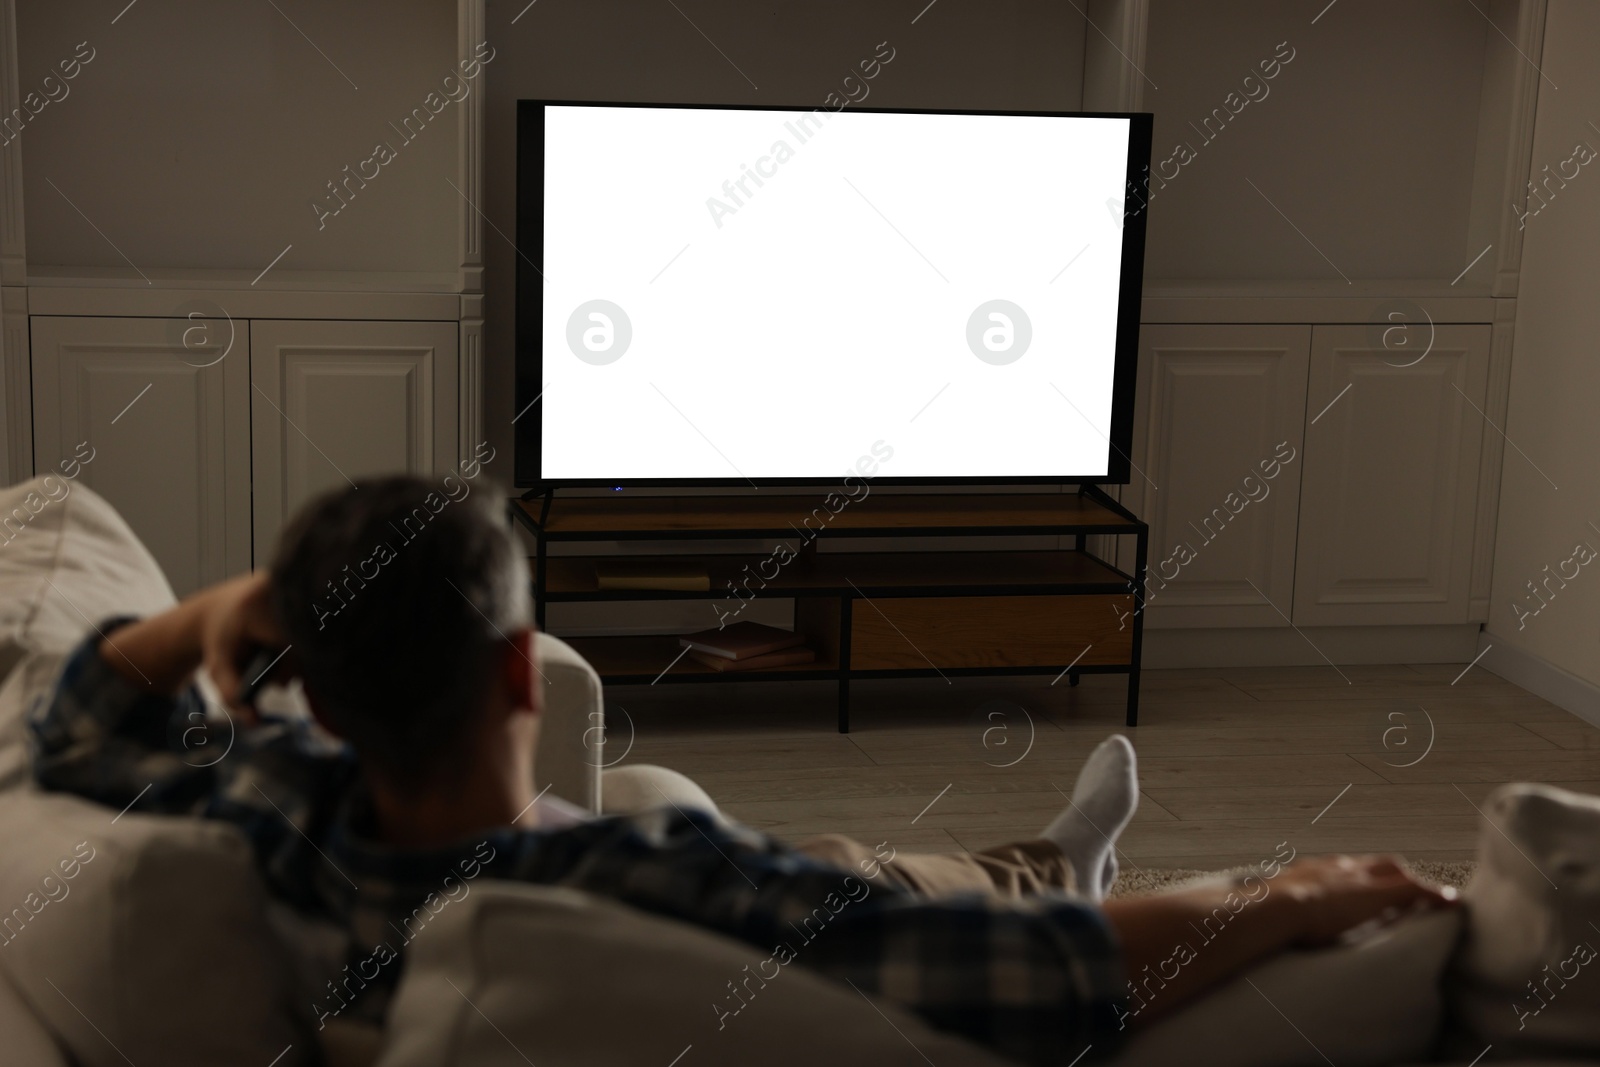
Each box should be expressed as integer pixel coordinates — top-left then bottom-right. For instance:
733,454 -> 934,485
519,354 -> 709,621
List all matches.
478,0 -> 1088,477
1142,0 -> 1491,281
16,0 -> 458,274
1485,0 -> 1600,698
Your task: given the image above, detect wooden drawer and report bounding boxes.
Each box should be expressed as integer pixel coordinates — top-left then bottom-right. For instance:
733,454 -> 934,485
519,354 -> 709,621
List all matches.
848,595 -> 1134,671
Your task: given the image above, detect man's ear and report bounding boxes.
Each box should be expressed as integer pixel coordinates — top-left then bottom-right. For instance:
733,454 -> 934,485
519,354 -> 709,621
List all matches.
502,627 -> 543,717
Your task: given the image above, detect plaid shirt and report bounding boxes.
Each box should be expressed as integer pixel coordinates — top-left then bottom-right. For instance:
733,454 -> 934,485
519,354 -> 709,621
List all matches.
31,620 -> 1126,1064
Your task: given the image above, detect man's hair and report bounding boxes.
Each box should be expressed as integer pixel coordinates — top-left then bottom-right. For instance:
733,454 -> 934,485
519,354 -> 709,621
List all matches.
270,475 -> 531,787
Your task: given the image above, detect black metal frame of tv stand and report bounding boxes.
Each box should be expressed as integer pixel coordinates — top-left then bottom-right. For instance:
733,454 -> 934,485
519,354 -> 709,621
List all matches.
510,486 -> 1149,732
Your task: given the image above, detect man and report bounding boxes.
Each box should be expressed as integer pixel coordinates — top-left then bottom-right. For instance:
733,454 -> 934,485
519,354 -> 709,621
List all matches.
32,477 -> 1451,1065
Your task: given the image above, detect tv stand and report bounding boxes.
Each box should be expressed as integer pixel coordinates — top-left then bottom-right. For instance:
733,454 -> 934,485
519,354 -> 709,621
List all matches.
510,488 -> 1149,731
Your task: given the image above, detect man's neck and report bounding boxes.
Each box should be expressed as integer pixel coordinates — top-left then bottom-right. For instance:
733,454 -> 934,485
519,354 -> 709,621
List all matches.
366,780 -> 534,844
361,705 -> 542,849
366,762 -> 538,849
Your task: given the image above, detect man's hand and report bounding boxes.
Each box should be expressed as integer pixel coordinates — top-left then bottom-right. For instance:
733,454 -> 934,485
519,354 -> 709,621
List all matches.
198,571 -> 288,719
1102,853 -> 1456,1029
98,571 -> 289,722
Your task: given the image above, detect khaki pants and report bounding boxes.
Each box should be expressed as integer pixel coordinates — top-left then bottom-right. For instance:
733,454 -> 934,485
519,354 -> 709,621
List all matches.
795,834 -> 1078,900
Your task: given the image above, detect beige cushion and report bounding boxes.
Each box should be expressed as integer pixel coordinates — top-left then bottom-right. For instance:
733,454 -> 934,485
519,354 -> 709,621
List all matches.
0,476 -> 176,795
0,792 -> 311,1067
0,476 -> 309,1065
0,475 -> 175,666
1414,1063 -> 1597,1067
601,763 -> 726,822
377,882 -> 1014,1067
1446,783 -> 1600,1059
1108,905 -> 1462,1067
0,964 -> 69,1067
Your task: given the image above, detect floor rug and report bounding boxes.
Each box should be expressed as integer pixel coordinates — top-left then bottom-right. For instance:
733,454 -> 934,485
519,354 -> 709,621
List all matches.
1109,859 -> 1476,897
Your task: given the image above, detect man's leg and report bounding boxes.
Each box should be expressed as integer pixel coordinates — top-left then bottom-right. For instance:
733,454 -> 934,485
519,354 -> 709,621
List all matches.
794,833 -> 1079,899
1038,735 -> 1139,900
795,734 -> 1141,903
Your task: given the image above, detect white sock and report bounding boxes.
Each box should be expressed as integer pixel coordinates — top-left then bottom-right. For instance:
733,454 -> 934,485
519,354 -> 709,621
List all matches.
1042,734 -> 1139,902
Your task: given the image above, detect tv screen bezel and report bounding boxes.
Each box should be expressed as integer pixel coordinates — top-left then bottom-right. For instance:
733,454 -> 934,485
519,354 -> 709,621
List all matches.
514,99 -> 1152,490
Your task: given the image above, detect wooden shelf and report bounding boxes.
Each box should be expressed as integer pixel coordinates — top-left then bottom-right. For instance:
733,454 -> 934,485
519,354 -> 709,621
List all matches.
518,492 -> 1136,539
563,635 -> 841,683
544,549 -> 1132,600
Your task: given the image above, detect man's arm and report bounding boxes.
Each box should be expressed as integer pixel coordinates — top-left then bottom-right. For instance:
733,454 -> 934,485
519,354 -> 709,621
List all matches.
784,855 -> 1450,1059
91,589 -> 213,695
31,573 -> 286,810
1100,855 -> 1455,1028
95,572 -> 282,705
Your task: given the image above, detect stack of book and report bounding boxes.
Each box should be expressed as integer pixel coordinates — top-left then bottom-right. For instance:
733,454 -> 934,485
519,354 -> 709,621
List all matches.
678,622 -> 815,672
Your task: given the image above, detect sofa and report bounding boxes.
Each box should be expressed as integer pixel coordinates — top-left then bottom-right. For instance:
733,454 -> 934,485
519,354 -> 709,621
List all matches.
0,474 -> 1593,1067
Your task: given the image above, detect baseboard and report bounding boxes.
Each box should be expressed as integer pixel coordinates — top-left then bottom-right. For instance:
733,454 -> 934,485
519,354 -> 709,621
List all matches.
1477,633 -> 1600,730
1140,624 -> 1482,669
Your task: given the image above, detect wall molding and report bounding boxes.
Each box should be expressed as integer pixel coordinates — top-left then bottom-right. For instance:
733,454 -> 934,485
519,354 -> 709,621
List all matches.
1479,631 -> 1600,729
1083,0 -> 1149,113
0,0 -> 23,288
1470,300 -> 1517,619
459,313 -> 484,464
0,0 -> 26,484
1140,623 -> 1480,669
1,285 -> 27,483
1140,287 -> 1496,325
26,283 -> 458,321
1492,0 -> 1548,298
457,0 -> 485,471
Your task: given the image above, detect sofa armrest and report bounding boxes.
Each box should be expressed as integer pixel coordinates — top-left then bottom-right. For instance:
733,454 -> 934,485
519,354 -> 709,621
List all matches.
533,633 -> 602,814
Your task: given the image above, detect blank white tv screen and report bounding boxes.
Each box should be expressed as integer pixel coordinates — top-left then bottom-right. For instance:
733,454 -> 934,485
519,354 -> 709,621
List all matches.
526,102 -> 1145,485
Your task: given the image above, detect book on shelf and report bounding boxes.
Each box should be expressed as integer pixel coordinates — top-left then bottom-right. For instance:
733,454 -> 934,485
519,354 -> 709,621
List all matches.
678,621 -> 806,660
687,646 -> 816,672
594,561 -> 710,592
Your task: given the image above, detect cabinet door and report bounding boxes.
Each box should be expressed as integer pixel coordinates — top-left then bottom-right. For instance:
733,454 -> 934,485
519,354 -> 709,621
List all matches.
1293,324 -> 1491,625
1125,325 -> 1311,627
30,316 -> 251,596
250,320 -> 458,566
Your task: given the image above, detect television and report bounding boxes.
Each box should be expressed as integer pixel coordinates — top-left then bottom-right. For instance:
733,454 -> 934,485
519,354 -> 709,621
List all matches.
515,100 -> 1151,490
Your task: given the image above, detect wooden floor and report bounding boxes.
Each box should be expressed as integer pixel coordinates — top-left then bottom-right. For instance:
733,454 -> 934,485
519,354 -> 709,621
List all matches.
609,663 -> 1600,869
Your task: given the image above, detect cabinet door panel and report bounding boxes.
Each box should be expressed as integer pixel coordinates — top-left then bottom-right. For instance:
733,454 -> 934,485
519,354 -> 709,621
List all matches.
1126,325 -> 1311,627
1294,324 -> 1490,625
251,320 -> 458,565
848,595 -> 1134,670
30,316 -> 251,596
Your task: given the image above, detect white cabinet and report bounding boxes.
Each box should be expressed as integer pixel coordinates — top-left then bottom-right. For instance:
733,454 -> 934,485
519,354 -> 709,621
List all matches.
1129,320 -> 1494,631
1126,325 -> 1310,627
28,316 -> 459,589
1294,324 -> 1492,625
249,320 -> 458,565
29,316 -> 252,596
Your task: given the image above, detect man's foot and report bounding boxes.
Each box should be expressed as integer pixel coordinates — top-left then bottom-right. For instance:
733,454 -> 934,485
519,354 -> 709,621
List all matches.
1042,734 -> 1139,901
